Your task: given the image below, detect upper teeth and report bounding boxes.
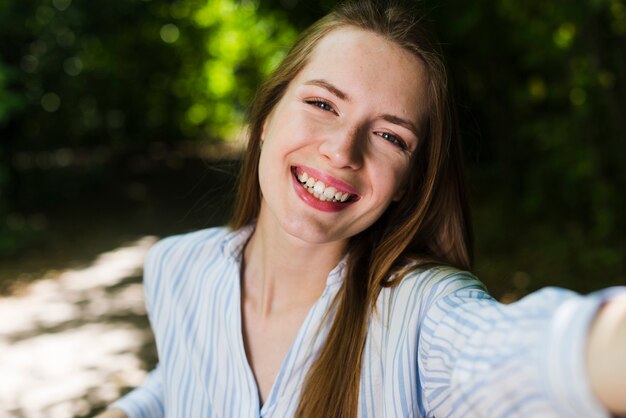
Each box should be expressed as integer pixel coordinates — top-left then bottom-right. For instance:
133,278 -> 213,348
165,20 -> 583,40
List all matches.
296,171 -> 352,203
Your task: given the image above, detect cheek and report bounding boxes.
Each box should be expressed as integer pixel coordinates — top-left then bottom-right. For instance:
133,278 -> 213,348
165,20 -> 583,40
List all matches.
265,115 -> 325,157
257,137 -> 283,190
371,158 -> 411,197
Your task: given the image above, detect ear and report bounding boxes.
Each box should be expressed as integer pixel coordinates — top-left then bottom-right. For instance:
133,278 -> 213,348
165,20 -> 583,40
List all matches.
261,105 -> 279,143
260,111 -> 273,142
261,118 -> 267,142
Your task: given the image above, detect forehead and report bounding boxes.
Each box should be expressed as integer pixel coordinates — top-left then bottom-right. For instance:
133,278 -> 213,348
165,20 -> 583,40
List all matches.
294,27 -> 429,122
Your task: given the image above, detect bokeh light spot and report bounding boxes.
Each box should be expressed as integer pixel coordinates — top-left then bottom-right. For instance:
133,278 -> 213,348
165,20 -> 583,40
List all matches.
106,110 -> 125,129
598,70 -> 615,88
553,23 -> 576,49
569,87 -> 587,106
187,104 -> 208,125
56,28 -> 75,47
160,24 -> 180,44
54,148 -> 74,167
52,0 -> 72,11
29,40 -> 47,55
63,57 -> 83,76
611,0 -> 626,18
6,213 -> 26,230
41,93 -> 61,112
528,77 -> 546,101
205,61 -> 234,97
20,55 -> 39,73
36,6 -> 55,24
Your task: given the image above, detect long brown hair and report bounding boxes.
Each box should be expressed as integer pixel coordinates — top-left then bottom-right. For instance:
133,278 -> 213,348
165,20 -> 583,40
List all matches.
229,1 -> 473,416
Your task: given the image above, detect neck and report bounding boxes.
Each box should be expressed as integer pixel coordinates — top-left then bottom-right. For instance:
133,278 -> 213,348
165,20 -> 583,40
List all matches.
242,209 -> 347,318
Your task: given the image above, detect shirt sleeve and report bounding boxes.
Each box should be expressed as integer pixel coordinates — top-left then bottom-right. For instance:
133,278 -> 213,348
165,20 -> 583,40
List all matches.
418,285 -> 625,418
108,365 -> 164,418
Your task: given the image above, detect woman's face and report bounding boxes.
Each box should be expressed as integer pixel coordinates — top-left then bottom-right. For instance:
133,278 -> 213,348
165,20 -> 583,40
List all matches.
257,27 -> 429,245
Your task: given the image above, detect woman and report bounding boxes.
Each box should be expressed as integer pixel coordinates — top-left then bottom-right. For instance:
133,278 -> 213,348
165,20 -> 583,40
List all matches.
101,1 -> 626,417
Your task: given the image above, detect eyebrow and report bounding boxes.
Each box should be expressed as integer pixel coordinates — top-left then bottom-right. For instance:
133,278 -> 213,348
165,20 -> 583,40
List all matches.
380,114 -> 420,138
303,79 -> 351,102
304,78 -> 420,138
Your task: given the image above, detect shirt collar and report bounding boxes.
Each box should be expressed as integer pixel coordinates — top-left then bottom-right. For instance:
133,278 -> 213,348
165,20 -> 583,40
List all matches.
220,223 -> 255,263
220,222 -> 346,289
326,254 -> 347,288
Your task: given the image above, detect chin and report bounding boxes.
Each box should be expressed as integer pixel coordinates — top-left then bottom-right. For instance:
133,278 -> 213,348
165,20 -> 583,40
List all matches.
280,216 -> 349,245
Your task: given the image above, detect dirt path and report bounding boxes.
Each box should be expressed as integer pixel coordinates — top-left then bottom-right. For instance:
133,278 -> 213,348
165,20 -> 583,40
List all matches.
0,236 -> 158,418
0,158 -> 238,417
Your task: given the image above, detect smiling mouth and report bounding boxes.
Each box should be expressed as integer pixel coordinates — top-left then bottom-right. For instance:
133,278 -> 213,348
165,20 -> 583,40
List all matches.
292,167 -> 358,203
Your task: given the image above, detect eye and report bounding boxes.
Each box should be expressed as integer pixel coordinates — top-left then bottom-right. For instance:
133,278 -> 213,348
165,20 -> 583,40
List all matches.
305,98 -> 337,114
376,131 -> 407,150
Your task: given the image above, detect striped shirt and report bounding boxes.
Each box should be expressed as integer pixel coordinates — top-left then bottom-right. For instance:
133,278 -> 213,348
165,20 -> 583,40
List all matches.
111,225 -> 621,417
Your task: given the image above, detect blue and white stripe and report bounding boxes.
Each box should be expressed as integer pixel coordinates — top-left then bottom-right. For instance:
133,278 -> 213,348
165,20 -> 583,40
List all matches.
111,225 -> 620,417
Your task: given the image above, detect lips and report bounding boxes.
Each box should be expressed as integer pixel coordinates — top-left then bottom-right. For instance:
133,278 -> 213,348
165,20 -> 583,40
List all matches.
295,172 -> 354,203
291,165 -> 359,211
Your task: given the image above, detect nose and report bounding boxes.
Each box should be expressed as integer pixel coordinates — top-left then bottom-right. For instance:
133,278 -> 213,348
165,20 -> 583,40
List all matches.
318,126 -> 364,170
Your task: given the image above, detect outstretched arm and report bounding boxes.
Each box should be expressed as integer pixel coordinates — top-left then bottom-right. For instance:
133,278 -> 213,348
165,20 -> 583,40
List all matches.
587,293 -> 626,415
419,285 -> 625,418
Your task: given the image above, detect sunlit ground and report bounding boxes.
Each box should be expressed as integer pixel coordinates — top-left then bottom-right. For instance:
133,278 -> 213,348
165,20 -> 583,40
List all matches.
0,236 -> 159,418
0,148 -> 239,418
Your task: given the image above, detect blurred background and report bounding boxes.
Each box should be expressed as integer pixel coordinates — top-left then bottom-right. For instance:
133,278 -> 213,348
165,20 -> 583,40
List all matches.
0,0 -> 624,416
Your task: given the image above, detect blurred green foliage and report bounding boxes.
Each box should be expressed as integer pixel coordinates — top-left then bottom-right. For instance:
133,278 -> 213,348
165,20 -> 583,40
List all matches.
425,0 -> 626,293
0,0 -> 296,253
0,0 -> 624,291
0,58 -> 25,253
0,0 -> 296,145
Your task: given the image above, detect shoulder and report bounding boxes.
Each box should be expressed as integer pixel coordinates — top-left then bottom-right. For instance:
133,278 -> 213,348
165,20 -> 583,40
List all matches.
397,265 -> 487,300
142,226 -> 233,289
382,265 -> 489,321
370,266 -> 489,359
140,226 -> 238,315
145,226 -> 231,266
